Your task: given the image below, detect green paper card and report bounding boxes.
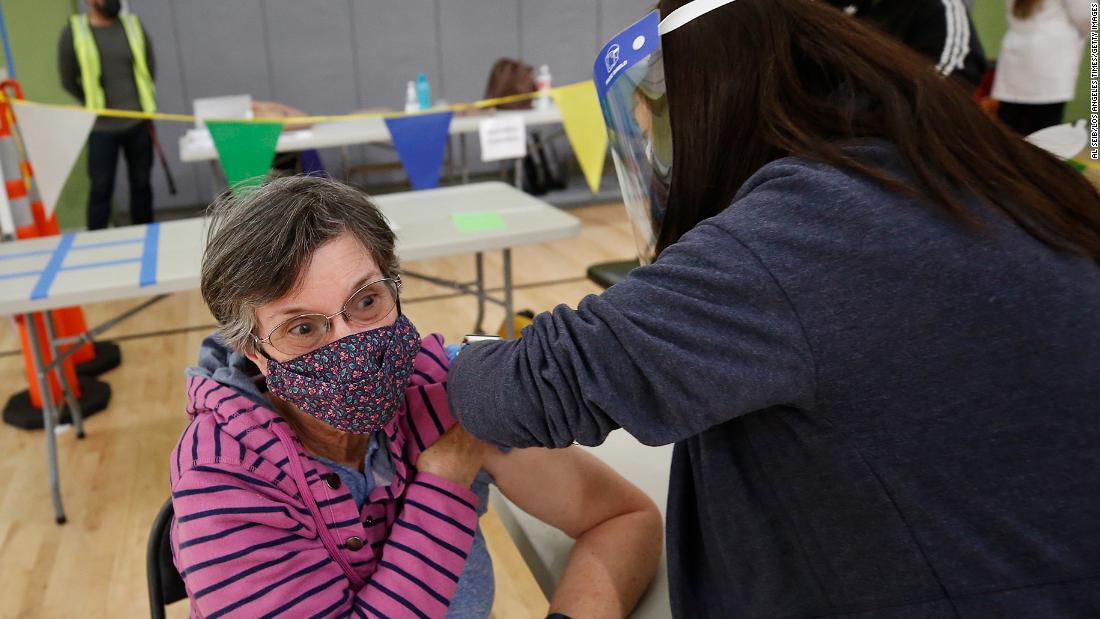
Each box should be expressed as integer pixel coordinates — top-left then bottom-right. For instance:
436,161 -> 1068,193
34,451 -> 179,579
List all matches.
206,120 -> 284,195
452,212 -> 506,233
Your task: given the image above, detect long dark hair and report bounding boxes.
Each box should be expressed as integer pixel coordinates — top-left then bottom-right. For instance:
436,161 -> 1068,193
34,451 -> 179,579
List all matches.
654,0 -> 1100,260
1013,0 -> 1044,19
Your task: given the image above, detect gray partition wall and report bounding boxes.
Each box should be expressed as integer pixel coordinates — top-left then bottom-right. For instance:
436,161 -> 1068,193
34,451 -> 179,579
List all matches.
111,0 -> 651,211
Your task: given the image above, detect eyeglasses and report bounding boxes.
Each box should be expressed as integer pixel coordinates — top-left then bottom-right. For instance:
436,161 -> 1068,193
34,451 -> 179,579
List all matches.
254,277 -> 401,357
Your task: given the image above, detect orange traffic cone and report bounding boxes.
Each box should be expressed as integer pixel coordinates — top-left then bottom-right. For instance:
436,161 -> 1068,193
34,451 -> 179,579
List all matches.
0,83 -> 112,430
20,158 -> 98,367
1,80 -> 120,376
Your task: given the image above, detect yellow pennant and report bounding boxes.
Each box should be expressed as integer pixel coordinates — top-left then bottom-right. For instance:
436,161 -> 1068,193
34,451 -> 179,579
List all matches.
551,81 -> 608,194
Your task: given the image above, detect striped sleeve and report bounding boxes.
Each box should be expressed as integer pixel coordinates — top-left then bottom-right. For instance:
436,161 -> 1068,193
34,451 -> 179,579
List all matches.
902,0 -> 978,83
172,464 -> 479,618
932,0 -> 969,76
399,383 -> 456,464
359,471 -> 480,618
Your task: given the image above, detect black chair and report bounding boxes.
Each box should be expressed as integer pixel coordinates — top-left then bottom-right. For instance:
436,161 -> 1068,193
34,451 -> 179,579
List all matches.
147,498 -> 188,618
586,258 -> 640,289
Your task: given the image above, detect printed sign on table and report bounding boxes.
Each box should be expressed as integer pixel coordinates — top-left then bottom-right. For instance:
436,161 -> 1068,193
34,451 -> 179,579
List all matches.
478,114 -> 527,162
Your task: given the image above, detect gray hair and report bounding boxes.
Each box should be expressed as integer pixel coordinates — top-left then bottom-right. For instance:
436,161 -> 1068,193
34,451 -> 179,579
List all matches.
200,175 -> 399,354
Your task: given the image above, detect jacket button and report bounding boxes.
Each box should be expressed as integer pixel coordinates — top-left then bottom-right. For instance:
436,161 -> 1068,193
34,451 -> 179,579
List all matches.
346,536 -> 365,551
324,474 -> 341,489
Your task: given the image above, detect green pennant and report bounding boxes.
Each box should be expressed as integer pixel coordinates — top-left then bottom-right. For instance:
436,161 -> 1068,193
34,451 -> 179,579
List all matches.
206,120 -> 284,194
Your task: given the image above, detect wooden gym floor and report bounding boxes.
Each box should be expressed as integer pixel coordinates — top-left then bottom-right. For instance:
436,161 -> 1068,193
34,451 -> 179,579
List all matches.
0,202 -> 635,619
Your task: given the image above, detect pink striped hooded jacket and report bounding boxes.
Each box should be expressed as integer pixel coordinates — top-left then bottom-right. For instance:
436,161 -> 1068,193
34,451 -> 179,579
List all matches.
169,333 -> 479,618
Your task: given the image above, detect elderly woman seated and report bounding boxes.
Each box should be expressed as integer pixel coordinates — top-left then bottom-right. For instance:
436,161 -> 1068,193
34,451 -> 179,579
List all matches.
169,176 -> 662,618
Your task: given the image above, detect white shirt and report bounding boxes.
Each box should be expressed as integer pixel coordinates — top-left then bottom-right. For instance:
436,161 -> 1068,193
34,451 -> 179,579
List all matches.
992,0 -> 1090,104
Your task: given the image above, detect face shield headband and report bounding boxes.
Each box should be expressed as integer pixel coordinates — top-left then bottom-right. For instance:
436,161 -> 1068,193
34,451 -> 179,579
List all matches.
593,0 -> 738,264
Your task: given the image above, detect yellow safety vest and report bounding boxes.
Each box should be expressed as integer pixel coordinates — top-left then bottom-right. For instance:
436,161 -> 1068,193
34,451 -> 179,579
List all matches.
69,13 -> 156,113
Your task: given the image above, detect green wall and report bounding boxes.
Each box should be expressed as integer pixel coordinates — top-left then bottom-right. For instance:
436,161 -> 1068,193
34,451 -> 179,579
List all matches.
972,0 -> 1090,122
1,0 -> 86,231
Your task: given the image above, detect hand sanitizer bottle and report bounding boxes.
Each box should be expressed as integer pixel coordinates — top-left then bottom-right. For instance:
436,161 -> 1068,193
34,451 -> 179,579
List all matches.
416,73 -> 432,110
404,81 -> 419,113
535,64 -> 552,110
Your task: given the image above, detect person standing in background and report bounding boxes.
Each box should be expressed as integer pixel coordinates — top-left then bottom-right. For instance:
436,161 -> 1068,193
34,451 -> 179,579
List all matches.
993,0 -> 1090,135
58,0 -> 156,230
827,0 -> 989,89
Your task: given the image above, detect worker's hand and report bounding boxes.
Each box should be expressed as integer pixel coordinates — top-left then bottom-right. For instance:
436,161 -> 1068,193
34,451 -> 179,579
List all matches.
416,425 -> 485,488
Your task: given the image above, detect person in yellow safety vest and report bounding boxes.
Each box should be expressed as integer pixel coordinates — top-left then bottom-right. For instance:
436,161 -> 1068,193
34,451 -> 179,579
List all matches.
58,0 -> 156,230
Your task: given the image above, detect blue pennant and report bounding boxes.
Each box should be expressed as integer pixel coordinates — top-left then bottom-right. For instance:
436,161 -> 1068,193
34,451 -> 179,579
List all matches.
384,111 -> 454,191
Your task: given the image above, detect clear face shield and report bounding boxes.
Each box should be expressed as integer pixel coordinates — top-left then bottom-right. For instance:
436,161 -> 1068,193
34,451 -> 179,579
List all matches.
594,0 -> 737,264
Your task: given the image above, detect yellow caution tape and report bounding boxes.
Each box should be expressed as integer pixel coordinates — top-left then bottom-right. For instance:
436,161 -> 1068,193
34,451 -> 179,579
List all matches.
0,85 -> 566,124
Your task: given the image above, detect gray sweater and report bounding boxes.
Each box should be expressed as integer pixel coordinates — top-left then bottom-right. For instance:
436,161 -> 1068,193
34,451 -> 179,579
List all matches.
58,19 -> 155,132
449,141 -> 1100,617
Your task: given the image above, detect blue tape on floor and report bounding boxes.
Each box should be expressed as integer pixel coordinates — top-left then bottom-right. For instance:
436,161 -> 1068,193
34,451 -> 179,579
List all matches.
140,223 -> 159,287
30,234 -> 74,300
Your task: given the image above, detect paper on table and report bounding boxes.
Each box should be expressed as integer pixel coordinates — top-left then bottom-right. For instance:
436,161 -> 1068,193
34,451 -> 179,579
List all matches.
479,114 -> 527,162
281,130 -> 315,141
452,212 -> 506,233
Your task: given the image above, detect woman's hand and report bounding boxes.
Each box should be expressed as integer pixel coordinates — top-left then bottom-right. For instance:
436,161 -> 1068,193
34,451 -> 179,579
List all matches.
416,424 -> 485,487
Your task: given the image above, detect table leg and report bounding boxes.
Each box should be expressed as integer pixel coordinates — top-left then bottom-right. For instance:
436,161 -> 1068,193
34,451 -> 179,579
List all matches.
474,252 -> 486,334
446,138 -> 456,182
24,313 -> 67,524
503,249 -> 515,340
513,157 -> 524,190
209,161 -> 227,195
460,134 -> 470,185
43,311 -> 85,439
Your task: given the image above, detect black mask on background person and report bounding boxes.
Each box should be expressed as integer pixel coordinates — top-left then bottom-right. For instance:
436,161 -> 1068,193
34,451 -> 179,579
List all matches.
97,0 -> 122,19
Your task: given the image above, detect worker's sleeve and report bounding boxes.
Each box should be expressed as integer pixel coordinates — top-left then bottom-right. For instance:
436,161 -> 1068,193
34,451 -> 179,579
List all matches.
906,0 -> 987,89
448,212 -> 816,448
58,25 -> 83,102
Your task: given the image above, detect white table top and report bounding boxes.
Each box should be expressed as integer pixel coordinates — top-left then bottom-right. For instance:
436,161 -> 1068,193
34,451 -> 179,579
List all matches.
0,182 -> 579,316
179,106 -> 564,163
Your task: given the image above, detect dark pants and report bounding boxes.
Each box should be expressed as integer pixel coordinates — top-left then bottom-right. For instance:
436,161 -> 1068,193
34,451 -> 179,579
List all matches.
998,102 -> 1066,137
87,121 -> 154,230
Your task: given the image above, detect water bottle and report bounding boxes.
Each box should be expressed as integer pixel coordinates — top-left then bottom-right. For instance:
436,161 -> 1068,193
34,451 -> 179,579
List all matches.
535,64 -> 552,110
404,81 -> 419,113
416,73 -> 432,110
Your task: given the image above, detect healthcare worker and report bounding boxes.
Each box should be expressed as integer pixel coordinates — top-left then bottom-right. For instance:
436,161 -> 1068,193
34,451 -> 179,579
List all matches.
448,0 -> 1100,617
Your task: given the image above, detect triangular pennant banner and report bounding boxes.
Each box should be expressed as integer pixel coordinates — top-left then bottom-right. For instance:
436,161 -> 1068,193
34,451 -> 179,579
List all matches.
384,111 -> 454,191
11,101 -> 97,217
206,120 -> 284,194
551,81 -> 608,193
